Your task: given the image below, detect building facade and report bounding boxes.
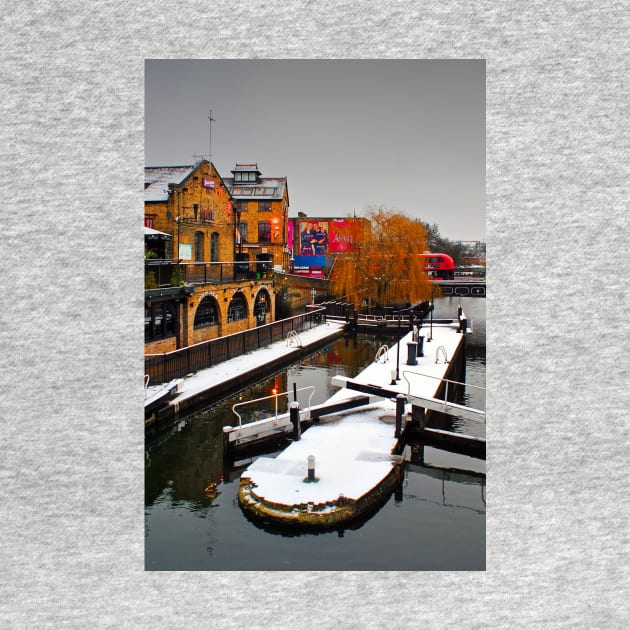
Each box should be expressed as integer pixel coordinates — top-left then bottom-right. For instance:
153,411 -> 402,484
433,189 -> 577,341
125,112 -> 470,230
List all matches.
145,160 -> 235,263
144,160 -> 279,354
223,163 -> 290,274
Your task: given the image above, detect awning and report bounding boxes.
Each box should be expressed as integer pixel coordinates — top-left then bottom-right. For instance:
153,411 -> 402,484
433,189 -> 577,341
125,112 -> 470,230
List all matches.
144,226 -> 172,239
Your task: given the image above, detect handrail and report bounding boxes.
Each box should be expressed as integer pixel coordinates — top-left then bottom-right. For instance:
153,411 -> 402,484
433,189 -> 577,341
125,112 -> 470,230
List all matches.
232,386 -> 316,427
286,330 -> 302,347
374,345 -> 389,363
435,346 -> 449,364
402,370 -> 486,421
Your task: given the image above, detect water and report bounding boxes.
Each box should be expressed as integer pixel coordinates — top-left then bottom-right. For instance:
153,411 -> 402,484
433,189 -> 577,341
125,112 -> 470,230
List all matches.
145,297 -> 485,570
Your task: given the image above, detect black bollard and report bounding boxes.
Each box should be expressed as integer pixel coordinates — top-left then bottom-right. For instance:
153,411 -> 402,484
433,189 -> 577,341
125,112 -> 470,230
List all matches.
460,318 -> 468,334
406,342 -> 418,365
417,335 -> 425,357
290,401 -> 301,441
307,455 -> 316,482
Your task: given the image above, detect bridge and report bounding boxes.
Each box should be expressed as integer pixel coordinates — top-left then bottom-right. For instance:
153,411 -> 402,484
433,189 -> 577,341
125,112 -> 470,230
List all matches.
434,279 -> 485,297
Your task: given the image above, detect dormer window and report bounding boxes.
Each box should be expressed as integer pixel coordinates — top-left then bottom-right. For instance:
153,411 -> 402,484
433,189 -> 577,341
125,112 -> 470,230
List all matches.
231,163 -> 261,185
234,171 -> 258,183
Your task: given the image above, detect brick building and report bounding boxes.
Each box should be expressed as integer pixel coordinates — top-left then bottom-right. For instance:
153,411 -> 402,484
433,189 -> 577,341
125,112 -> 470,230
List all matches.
223,163 -> 290,274
144,160 -> 279,354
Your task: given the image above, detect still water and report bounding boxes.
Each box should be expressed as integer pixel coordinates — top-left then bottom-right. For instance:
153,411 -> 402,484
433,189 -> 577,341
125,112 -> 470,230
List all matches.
145,297 -> 485,570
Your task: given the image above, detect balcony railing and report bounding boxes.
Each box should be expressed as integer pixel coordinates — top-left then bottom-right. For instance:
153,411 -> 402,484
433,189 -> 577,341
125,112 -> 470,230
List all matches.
145,260 -> 276,288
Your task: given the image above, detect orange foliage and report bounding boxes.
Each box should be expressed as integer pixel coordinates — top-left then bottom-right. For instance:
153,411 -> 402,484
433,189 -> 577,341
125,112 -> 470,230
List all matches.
330,209 -> 434,308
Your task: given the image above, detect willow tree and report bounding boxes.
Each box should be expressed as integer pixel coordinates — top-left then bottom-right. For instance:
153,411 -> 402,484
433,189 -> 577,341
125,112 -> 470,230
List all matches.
329,208 -> 435,309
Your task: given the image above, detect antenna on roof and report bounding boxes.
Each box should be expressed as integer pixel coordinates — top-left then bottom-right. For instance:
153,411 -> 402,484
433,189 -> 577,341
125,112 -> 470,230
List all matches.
208,109 -> 216,164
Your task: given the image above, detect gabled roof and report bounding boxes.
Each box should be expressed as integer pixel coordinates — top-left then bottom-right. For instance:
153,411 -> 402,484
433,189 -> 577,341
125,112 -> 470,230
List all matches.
144,165 -> 195,202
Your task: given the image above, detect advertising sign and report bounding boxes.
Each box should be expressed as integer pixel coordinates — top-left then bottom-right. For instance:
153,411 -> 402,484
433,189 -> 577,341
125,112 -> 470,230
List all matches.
298,219 -> 329,256
179,243 -> 192,261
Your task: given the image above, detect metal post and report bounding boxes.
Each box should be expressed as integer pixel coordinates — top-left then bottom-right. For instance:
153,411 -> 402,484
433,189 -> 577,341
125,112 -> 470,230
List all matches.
290,401 -> 301,441
428,287 -> 434,342
395,394 -> 405,438
395,313 -> 401,382
307,455 -> 316,482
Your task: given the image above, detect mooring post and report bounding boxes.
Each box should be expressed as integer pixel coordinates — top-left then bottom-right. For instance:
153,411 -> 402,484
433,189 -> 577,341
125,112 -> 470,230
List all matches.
406,342 -> 418,365
290,401 -> 301,441
307,454 -> 316,482
417,335 -> 425,357
395,394 -> 405,438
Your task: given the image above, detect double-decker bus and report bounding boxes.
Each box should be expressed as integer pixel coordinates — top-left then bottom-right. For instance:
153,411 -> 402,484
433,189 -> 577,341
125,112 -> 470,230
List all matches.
419,253 -> 455,280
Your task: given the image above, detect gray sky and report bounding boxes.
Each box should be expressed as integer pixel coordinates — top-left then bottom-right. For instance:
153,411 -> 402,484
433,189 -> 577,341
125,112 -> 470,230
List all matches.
145,60 -> 485,242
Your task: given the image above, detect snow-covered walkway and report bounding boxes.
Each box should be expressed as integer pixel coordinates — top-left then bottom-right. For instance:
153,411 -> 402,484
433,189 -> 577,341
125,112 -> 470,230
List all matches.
170,320 -> 345,406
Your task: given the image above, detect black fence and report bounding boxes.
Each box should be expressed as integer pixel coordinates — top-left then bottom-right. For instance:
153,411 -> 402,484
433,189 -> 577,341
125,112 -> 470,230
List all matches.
145,260 -> 275,287
145,308 -> 326,384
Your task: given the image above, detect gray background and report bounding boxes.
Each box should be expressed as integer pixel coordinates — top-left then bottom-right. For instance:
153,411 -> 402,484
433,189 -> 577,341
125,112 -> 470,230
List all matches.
1,1 -> 628,628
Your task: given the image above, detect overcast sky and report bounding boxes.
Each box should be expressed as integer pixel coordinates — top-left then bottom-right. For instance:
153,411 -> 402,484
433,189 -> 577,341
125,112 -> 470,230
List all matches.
145,60 -> 485,242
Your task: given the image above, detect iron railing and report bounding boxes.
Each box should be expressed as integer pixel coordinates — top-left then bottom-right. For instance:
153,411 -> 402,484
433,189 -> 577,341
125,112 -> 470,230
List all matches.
144,308 -> 327,384
145,260 -> 276,287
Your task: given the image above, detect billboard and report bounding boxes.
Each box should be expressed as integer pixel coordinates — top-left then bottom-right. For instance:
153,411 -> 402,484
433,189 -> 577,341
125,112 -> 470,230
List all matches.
298,219 -> 329,256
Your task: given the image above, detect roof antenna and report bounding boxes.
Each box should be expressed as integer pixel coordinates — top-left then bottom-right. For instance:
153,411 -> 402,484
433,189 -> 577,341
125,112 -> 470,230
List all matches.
208,109 -> 215,164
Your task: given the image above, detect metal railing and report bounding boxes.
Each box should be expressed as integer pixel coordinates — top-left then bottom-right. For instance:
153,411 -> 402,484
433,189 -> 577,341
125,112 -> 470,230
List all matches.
402,370 -> 486,422
145,260 -> 276,287
232,386 -> 316,427
144,308 -> 327,384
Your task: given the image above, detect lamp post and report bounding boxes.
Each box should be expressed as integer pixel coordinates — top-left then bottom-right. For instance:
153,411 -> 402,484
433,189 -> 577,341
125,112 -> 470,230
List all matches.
175,216 -> 180,262
395,311 -> 401,382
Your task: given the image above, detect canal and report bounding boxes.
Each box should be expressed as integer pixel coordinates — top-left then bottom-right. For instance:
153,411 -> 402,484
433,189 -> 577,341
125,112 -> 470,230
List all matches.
145,296 -> 485,570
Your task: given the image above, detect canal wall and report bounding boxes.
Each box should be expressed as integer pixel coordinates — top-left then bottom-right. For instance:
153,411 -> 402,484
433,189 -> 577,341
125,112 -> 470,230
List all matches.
145,321 -> 345,435
275,272 -> 331,310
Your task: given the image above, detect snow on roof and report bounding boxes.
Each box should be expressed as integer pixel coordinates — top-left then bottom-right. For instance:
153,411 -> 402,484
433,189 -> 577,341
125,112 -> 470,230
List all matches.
144,165 -> 194,202
224,177 -> 287,200
232,163 -> 259,171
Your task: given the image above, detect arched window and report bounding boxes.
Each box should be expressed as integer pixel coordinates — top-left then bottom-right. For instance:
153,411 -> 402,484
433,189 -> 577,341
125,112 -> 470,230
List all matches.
210,232 -> 219,262
254,290 -> 271,326
193,295 -> 219,329
227,292 -> 247,322
194,231 -> 204,262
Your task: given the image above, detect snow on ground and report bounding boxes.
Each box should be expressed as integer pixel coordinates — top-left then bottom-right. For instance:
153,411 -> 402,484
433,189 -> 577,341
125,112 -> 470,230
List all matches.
242,323 -> 467,507
171,320 -> 345,405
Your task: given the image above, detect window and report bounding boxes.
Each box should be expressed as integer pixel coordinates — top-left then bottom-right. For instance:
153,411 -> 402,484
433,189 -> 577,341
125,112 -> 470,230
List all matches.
193,296 -> 219,328
258,221 -> 271,242
210,232 -> 219,262
236,201 -> 248,213
258,201 -> 271,211
194,231 -> 204,262
236,221 -> 248,244
234,171 -> 258,183
227,292 -> 247,322
145,302 -> 177,341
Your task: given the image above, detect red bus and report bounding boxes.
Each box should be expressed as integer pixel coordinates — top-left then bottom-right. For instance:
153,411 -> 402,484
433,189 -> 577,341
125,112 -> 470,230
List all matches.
419,253 -> 455,280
